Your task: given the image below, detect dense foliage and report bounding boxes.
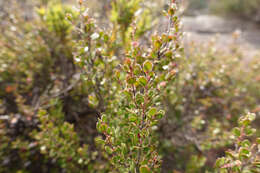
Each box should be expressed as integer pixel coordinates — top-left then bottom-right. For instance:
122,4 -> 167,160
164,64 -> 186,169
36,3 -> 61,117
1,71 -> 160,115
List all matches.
216,112 -> 260,173
0,0 -> 259,173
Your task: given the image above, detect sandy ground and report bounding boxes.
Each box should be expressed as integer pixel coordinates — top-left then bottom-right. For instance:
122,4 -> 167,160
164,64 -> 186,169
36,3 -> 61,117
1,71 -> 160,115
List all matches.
181,15 -> 260,59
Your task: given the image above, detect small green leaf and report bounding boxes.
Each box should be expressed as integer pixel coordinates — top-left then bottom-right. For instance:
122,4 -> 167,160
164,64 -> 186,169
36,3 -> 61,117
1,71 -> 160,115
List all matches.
239,147 -> 250,159
252,161 -> 260,167
94,136 -> 105,146
154,40 -> 162,50
143,60 -> 153,72
105,146 -> 113,154
241,139 -> 251,147
245,127 -> 256,136
88,94 -> 99,108
134,64 -> 142,75
103,34 -> 109,42
239,147 -> 250,155
168,8 -> 175,16
96,121 -> 101,132
148,71 -> 155,77
225,151 -> 236,159
215,157 -> 225,167
129,114 -> 138,122
121,143 -> 127,155
165,51 -> 173,58
147,107 -> 157,118
138,76 -> 148,86
100,123 -> 107,133
256,138 -> 260,144
156,110 -> 165,119
136,93 -> 144,105
238,117 -> 250,127
123,90 -> 132,99
126,76 -> 136,85
91,33 -> 99,40
232,127 -> 241,137
139,165 -> 151,173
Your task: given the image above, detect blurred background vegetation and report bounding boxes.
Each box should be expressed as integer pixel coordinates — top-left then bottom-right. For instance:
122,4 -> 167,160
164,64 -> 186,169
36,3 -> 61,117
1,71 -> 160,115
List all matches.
0,0 -> 259,172
184,0 -> 260,22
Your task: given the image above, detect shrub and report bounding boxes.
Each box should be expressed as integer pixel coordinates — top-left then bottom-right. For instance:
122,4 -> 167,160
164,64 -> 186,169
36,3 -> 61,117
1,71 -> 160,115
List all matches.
73,0 -> 182,171
216,112 -> 260,173
96,5 -> 181,172
34,103 -> 90,171
0,0 -> 260,172
0,1 -> 90,172
159,38 -> 260,172
0,0 -> 177,172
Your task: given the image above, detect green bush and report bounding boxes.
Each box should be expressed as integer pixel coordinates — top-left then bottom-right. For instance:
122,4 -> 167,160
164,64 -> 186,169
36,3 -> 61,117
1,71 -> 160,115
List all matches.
159,39 -> 260,172
0,1 -> 93,172
0,0 -> 174,172
216,112 -> 260,173
0,0 -> 259,173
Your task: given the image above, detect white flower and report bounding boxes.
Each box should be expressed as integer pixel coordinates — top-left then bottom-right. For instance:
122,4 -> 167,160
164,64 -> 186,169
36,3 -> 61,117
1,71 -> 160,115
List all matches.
162,65 -> 169,70
213,128 -> 220,135
84,46 -> 89,52
74,57 -> 81,62
10,26 -> 16,31
91,33 -> 99,40
185,73 -> 191,80
40,146 -> 46,152
200,85 -> 205,90
78,158 -> 83,164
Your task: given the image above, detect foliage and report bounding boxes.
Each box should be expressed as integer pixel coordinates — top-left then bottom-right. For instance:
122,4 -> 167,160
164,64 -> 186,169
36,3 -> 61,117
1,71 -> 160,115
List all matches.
0,1 -> 88,172
110,0 -> 153,45
0,0 -> 168,172
0,0 -> 260,173
159,38 -> 260,172
33,102 -> 90,172
73,0 -> 182,172
96,2 -> 181,171
216,112 -> 260,173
